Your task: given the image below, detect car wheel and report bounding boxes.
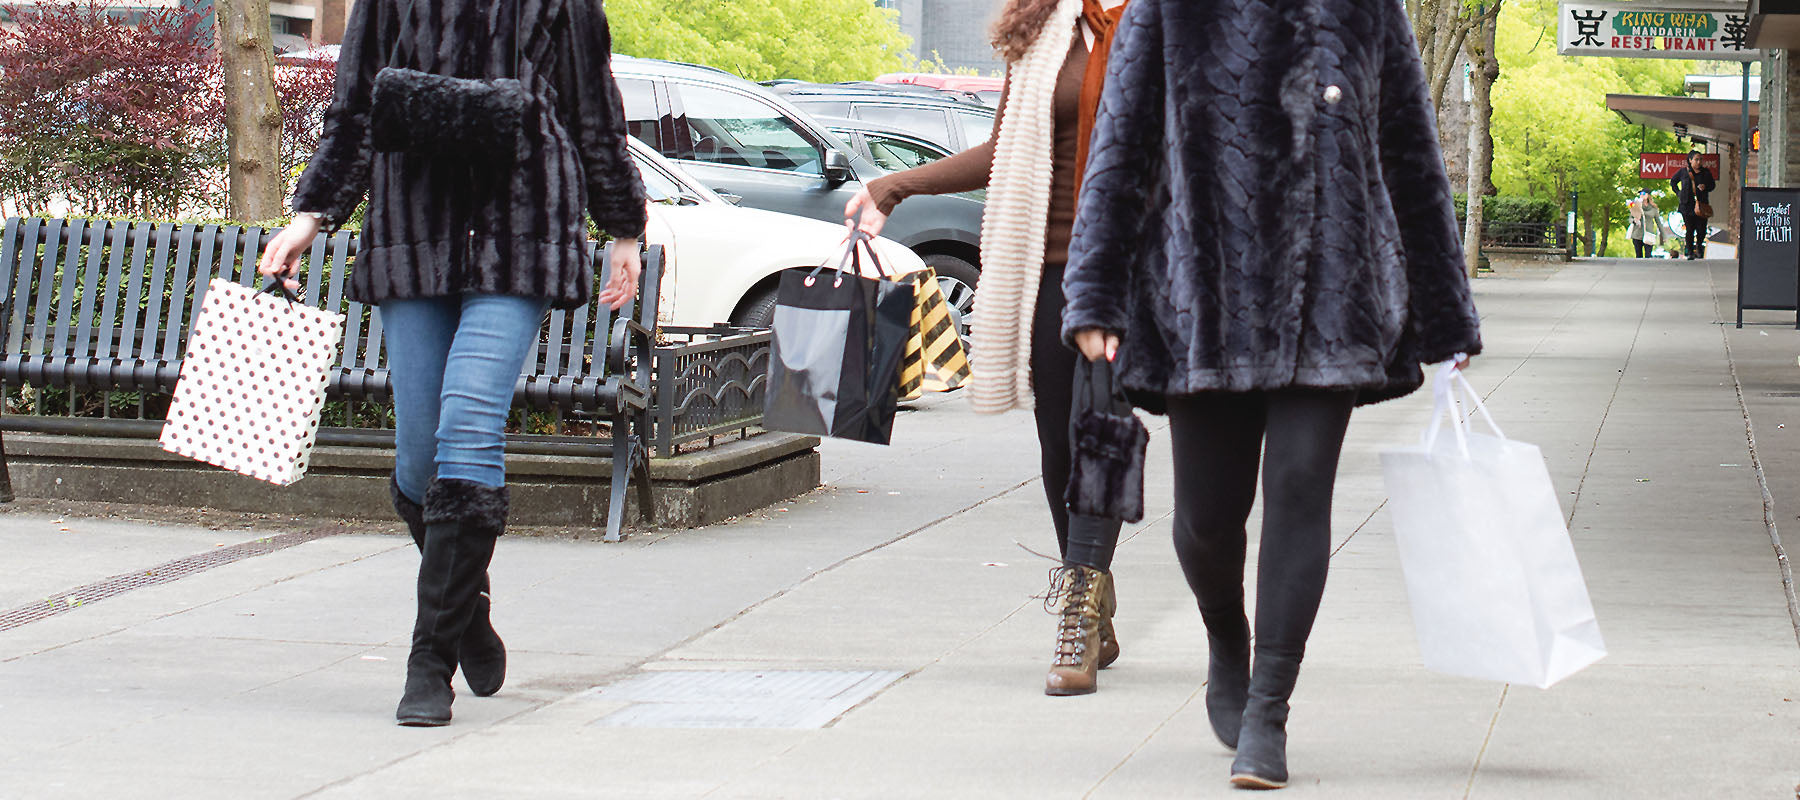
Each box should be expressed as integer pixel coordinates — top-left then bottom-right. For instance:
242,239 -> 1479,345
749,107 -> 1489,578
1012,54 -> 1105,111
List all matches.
732,285 -> 781,329
923,254 -> 979,347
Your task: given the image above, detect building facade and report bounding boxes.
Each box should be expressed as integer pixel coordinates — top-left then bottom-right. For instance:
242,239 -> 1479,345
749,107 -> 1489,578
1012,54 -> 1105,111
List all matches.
887,0 -> 1004,74
2,1 -> 351,47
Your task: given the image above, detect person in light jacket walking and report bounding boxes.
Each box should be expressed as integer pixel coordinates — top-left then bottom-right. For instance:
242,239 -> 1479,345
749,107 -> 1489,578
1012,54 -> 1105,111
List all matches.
1063,0 -> 1481,788
258,0 -> 647,727
1629,189 -> 1653,258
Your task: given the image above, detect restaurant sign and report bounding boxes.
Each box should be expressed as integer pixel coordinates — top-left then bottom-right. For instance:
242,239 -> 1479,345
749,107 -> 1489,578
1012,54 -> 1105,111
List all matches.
1639,152 -> 1720,181
1557,3 -> 1760,61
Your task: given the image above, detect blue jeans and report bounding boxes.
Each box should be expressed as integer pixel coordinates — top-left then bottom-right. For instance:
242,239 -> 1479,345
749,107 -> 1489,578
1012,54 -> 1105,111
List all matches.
381,294 -> 550,503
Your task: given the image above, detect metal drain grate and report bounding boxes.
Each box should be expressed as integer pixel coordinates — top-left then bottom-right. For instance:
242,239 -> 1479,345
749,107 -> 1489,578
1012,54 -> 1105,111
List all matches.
589,669 -> 906,729
0,527 -> 343,633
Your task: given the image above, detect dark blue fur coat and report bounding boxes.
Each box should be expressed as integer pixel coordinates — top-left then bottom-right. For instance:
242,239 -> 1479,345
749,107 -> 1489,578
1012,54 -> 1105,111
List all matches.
1061,0 -> 1482,405
291,0 -> 647,310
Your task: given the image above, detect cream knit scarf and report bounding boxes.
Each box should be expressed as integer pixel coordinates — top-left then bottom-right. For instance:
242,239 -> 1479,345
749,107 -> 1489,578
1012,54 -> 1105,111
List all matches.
968,0 -> 1083,415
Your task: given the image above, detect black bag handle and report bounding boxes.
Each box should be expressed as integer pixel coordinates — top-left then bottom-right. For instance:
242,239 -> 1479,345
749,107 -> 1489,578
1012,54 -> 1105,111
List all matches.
1079,354 -> 1129,413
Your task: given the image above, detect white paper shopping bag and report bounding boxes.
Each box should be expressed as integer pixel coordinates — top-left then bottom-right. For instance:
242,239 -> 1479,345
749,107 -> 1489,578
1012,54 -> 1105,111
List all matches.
1380,364 -> 1606,689
159,278 -> 346,485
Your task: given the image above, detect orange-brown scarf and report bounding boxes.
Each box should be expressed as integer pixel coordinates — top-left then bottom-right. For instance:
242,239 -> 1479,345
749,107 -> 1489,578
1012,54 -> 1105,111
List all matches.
1075,0 -> 1128,194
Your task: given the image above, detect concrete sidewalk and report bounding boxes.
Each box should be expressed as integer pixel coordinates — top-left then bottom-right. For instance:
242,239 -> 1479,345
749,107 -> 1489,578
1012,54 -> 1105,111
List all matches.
1,258 -> 1796,799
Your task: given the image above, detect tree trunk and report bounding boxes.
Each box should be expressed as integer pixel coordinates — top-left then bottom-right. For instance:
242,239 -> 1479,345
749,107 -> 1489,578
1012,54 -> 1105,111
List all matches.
218,0 -> 283,222
1597,203 -> 1613,256
1461,12 -> 1498,278
1410,1 -> 1503,133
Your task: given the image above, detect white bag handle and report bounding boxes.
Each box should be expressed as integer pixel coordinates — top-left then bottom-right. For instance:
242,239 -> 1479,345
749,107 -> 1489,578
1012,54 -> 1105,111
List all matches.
1421,357 -> 1505,458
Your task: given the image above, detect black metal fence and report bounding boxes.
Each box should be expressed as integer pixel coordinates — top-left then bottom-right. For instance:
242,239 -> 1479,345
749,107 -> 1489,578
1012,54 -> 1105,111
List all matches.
651,325 -> 770,456
1479,222 -> 1566,250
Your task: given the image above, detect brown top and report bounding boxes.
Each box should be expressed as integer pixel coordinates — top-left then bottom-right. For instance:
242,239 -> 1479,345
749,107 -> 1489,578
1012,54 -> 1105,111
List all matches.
868,34 -> 1090,266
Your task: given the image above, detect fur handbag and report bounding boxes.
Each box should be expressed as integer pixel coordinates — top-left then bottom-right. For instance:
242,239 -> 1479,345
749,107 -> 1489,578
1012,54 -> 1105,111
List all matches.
1065,356 -> 1148,523
368,0 -> 537,164
370,70 -> 530,164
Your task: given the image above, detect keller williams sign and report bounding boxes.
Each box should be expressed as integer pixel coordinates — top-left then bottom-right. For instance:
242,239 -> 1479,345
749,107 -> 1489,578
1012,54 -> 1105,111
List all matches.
1558,4 -> 1760,61
1640,152 -> 1720,180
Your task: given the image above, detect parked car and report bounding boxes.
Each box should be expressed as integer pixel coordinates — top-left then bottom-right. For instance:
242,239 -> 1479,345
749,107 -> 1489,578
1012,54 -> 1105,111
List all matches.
610,56 -> 984,340
876,72 -> 1004,107
629,137 -> 927,329
815,116 -> 984,205
768,81 -> 996,152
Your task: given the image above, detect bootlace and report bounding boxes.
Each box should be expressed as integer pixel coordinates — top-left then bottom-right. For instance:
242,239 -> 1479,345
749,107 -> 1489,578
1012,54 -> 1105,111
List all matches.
1045,566 -> 1100,667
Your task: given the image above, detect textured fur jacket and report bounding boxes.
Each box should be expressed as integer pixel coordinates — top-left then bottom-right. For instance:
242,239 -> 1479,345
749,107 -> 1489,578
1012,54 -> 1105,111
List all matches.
1061,0 -> 1482,405
291,0 -> 647,310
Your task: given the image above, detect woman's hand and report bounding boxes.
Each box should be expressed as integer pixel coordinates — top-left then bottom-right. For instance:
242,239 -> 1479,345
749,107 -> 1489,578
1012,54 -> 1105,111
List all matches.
1454,354 -> 1472,371
256,214 -> 322,293
843,189 -> 888,237
1074,328 -> 1120,362
599,237 -> 643,310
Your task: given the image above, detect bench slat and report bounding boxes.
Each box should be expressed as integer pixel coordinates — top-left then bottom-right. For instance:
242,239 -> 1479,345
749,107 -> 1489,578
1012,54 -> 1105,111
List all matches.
92,222 -> 131,372
49,218 -> 87,362
138,223 -> 174,365
28,218 -> 64,368
71,222 -> 109,361
0,218 -> 26,354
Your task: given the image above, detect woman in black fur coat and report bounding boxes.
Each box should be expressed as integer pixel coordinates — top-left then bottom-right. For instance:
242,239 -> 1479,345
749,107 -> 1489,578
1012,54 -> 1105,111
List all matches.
258,0 -> 647,727
1063,0 -> 1482,788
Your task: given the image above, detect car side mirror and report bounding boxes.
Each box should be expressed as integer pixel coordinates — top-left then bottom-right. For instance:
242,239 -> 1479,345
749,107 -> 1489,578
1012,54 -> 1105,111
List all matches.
823,149 -> 854,185
712,189 -> 744,206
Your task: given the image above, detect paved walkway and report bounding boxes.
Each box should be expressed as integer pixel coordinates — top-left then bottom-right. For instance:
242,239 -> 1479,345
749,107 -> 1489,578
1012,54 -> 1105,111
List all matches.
1,258 -> 1796,799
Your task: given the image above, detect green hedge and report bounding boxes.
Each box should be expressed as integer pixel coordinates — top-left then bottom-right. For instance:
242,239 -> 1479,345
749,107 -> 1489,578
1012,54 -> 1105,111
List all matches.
1456,195 -> 1559,226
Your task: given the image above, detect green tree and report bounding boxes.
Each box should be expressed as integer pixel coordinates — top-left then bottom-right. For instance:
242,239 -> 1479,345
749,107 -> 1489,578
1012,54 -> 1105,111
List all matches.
608,0 -> 912,83
1490,0 -> 1693,255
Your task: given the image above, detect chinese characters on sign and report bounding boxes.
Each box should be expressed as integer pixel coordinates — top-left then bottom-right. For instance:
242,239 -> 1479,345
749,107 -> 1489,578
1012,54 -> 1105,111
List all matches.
1557,3 -> 1760,61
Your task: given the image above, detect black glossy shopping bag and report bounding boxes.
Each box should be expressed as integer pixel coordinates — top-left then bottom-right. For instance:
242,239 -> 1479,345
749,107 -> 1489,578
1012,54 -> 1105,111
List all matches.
764,236 -> 912,445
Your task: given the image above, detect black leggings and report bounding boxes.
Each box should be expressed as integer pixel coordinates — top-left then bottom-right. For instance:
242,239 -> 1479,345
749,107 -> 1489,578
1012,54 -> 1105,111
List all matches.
1683,211 -> 1705,258
1166,390 -> 1355,661
1632,238 -> 1651,258
1031,262 -> 1122,570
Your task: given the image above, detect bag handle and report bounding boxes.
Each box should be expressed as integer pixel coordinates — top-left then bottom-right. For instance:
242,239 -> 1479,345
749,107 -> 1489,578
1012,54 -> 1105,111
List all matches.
1420,357 -> 1503,458
1080,355 -> 1129,413
805,224 -> 890,287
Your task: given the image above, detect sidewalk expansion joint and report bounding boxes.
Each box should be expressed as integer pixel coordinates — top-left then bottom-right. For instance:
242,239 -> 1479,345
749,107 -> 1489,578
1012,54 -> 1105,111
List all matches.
1710,264 -> 1800,649
0,526 -> 347,633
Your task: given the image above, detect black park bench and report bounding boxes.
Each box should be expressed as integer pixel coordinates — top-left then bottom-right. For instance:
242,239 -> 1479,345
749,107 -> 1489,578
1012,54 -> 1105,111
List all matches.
0,216 -> 663,542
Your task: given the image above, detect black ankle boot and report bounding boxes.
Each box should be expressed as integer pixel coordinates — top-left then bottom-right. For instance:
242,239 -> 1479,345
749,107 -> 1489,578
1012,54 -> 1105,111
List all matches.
395,480 -> 506,727
1230,652 -> 1301,789
1205,632 -> 1251,750
392,479 -> 506,698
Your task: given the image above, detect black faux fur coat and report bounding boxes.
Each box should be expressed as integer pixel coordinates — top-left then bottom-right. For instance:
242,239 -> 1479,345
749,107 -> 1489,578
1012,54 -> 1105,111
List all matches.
291,0 -> 647,310
1061,0 -> 1482,405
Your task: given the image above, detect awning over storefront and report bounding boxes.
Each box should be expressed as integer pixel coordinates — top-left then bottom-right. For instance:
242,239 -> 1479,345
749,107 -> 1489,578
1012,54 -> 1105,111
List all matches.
1606,93 -> 1760,144
1745,0 -> 1800,49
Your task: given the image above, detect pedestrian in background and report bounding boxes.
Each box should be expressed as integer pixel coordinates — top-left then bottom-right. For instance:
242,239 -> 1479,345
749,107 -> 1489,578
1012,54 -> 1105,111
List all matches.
1629,189 -> 1653,258
842,0 -> 1133,698
259,0 -> 647,727
1063,0 -> 1482,788
1671,151 -> 1715,261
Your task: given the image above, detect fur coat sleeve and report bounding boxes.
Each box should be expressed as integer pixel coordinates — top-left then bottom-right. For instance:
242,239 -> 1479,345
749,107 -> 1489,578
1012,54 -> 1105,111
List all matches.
1061,0 -> 1481,404
290,0 -> 384,228
554,1 -> 647,239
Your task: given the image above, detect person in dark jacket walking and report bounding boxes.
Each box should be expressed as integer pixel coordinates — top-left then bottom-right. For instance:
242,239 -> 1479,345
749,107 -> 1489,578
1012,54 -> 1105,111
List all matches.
1670,151 -> 1715,260
1063,0 -> 1481,789
258,0 -> 647,727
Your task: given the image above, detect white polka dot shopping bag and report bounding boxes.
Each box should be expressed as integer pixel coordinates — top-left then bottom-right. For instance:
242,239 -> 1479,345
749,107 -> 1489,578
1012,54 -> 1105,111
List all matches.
159,278 -> 347,485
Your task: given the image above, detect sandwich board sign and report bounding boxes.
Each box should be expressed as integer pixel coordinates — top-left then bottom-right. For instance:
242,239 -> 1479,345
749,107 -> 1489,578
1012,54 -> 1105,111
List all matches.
1557,4 -> 1761,61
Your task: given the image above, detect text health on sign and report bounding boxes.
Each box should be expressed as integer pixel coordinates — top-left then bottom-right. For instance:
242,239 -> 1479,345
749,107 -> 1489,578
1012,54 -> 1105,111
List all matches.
1558,3 -> 1760,61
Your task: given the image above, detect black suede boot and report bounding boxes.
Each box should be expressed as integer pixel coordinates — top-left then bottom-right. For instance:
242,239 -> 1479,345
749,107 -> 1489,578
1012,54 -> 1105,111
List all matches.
1230,651 -> 1301,789
394,479 -> 507,727
392,479 -> 506,698
1204,624 -> 1252,750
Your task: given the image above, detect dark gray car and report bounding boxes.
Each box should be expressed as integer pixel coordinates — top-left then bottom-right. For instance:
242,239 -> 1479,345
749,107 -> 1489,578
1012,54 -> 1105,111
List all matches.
770,81 -> 996,154
610,57 -> 983,335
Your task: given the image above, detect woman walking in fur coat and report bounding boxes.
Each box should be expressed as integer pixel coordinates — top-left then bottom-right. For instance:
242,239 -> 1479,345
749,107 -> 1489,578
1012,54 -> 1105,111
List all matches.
1064,0 -> 1482,788
258,0 -> 647,726
844,0 -> 1131,697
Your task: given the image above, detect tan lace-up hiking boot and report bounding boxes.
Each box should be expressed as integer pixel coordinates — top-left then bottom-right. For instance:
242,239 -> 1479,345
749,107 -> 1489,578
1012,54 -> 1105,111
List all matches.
1044,565 -> 1116,696
1098,577 -> 1120,669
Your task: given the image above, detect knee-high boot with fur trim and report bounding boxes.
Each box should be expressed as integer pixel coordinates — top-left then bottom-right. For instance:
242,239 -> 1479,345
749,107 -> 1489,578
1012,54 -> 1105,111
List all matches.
391,480 -> 506,697
395,479 -> 507,727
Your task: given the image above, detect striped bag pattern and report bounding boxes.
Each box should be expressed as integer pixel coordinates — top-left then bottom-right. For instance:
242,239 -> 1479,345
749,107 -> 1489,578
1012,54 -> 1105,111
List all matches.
899,269 -> 973,402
